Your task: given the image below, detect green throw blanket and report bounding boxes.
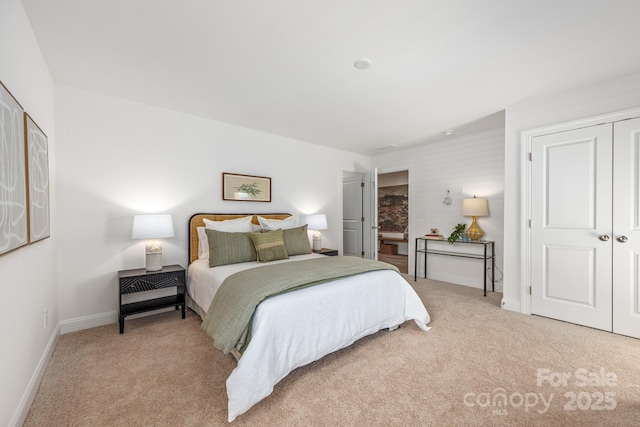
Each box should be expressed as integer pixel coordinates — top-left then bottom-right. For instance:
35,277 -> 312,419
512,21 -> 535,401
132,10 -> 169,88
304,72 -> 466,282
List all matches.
201,256 -> 399,354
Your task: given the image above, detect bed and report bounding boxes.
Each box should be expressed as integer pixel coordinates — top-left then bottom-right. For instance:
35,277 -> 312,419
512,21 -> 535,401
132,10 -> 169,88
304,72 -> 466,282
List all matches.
187,213 -> 431,422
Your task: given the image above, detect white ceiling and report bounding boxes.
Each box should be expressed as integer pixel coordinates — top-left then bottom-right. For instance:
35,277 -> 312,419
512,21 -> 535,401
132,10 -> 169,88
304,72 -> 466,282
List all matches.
22,0 -> 640,155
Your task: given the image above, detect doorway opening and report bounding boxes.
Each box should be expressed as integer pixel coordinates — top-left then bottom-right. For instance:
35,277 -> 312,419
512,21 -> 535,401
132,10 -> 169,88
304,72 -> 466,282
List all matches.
377,170 -> 408,273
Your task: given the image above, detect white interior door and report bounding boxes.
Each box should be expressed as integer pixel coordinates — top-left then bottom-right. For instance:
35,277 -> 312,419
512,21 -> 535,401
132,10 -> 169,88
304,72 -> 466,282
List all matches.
342,173 -> 364,257
613,117 -> 640,339
530,124 -> 613,331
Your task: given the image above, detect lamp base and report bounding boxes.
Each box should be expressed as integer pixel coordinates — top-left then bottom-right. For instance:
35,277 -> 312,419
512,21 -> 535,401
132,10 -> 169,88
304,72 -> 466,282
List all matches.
467,216 -> 484,241
312,237 -> 322,252
145,253 -> 163,271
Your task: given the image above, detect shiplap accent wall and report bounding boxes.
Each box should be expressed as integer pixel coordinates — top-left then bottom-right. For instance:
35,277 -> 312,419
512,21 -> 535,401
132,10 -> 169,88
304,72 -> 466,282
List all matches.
375,127 -> 504,290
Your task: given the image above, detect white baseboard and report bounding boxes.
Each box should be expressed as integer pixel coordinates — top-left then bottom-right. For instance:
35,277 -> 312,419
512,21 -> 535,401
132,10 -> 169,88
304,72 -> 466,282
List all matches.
59,310 -> 118,334
10,323 -> 60,427
501,297 -> 521,312
58,308 -> 176,335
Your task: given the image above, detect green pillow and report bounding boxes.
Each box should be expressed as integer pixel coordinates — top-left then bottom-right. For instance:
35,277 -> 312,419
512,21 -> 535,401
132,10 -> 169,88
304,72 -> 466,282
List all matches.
283,224 -> 312,256
251,229 -> 289,262
205,229 -> 257,268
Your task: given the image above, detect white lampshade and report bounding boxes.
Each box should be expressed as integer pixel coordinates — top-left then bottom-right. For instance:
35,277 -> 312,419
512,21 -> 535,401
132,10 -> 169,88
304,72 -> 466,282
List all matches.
132,214 -> 175,239
462,197 -> 488,217
132,214 -> 174,271
305,214 -> 327,231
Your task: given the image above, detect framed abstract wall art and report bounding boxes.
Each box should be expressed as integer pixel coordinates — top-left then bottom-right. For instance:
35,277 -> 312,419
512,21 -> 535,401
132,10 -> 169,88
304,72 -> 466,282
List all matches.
25,113 -> 50,243
0,81 -> 28,256
222,172 -> 271,202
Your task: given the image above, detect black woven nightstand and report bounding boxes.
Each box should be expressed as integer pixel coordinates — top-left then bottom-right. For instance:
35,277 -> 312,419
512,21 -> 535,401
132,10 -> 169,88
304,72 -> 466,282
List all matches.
118,264 -> 185,333
315,248 -> 338,256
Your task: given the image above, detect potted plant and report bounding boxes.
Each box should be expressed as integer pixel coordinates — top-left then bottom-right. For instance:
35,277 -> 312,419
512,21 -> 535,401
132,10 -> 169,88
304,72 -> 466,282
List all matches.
447,223 -> 467,244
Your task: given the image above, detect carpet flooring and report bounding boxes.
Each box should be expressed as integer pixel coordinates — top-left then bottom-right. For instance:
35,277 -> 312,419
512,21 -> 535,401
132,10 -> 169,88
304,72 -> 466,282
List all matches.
24,276 -> 640,426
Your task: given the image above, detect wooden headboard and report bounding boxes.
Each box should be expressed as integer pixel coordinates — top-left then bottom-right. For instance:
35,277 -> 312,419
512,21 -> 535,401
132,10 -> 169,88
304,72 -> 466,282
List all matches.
188,213 -> 291,263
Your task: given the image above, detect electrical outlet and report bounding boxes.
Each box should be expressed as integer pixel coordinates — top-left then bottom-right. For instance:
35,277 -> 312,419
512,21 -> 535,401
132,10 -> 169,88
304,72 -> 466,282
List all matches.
44,308 -> 48,329
456,186 -> 463,194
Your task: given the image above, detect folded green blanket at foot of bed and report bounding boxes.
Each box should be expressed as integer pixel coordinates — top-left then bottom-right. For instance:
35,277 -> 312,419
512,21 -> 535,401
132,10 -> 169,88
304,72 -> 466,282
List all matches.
201,256 -> 399,354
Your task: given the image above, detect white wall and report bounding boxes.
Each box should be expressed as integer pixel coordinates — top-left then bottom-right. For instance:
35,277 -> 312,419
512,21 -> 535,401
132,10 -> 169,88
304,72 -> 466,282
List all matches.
374,127 -> 505,290
503,72 -> 640,312
55,85 -> 372,327
0,1 -> 57,426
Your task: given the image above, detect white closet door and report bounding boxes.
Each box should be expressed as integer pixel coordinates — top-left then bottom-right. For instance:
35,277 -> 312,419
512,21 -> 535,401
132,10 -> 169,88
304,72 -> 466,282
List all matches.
613,117 -> 640,339
530,124 -> 613,331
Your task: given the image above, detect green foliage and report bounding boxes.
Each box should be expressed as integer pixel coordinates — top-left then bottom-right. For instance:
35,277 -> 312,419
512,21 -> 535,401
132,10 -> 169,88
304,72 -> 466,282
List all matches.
236,182 -> 262,197
447,223 -> 467,244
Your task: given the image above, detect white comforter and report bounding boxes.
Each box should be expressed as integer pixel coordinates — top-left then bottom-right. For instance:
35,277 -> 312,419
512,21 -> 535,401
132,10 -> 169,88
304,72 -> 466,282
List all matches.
187,255 -> 430,422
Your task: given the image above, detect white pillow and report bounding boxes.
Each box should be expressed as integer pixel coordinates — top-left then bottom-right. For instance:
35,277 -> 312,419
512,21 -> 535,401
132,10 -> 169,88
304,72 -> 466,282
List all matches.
258,216 -> 295,230
197,227 -> 208,259
198,216 -> 253,260
203,216 -> 253,231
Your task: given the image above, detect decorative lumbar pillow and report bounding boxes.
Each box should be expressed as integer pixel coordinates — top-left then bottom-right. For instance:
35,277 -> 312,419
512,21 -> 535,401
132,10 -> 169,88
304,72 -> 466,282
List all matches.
198,216 -> 254,260
205,229 -> 257,268
282,224 -> 312,256
203,216 -> 253,232
251,229 -> 289,262
258,216 -> 295,230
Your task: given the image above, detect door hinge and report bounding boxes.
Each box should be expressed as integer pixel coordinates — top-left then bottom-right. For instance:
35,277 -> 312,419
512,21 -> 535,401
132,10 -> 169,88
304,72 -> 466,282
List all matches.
360,182 -> 365,188
528,219 -> 531,228
529,152 -> 532,161
361,251 -> 365,257
529,286 -> 532,295
361,216 -> 365,222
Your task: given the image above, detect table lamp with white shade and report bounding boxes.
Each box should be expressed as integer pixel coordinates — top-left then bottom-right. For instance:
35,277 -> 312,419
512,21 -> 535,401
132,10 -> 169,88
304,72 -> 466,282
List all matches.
306,213 -> 328,252
131,214 -> 174,271
462,196 -> 488,241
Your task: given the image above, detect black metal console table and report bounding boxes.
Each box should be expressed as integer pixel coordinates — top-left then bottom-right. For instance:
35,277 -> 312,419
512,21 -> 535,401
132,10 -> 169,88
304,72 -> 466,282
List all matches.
414,238 -> 495,296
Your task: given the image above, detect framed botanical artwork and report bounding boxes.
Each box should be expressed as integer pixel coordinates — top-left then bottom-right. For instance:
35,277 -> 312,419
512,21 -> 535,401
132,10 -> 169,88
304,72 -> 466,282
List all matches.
25,113 -> 50,243
0,81 -> 28,256
222,173 -> 271,202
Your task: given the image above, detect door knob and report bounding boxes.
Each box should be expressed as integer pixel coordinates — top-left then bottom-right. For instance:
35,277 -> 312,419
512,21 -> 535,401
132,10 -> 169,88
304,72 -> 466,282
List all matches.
617,236 -> 628,243
598,235 -> 610,241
